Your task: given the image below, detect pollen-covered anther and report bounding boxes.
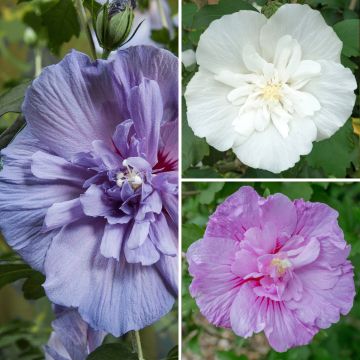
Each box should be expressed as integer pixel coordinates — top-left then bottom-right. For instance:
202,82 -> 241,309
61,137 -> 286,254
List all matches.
261,83 -> 283,101
116,160 -> 143,190
271,257 -> 291,276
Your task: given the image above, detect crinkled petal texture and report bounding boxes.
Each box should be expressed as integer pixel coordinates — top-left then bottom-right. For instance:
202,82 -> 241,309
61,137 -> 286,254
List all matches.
186,186 -> 355,352
185,4 -> 357,173
0,46 -> 178,336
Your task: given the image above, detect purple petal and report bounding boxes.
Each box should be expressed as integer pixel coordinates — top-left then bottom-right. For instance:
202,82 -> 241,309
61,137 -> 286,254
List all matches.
0,128 -> 81,271
206,186 -> 261,241
80,185 -> 112,217
260,193 -> 297,236
126,221 -> 150,249
100,223 -> 125,260
31,151 -> 89,186
112,46 -> 178,124
43,219 -> 175,336
186,236 -> 241,327
128,79 -> 163,165
124,238 -> 160,265
23,50 -> 126,159
44,198 -> 84,231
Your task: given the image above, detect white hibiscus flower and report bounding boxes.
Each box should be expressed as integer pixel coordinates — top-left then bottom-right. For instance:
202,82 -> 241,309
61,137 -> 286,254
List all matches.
185,4 -> 357,173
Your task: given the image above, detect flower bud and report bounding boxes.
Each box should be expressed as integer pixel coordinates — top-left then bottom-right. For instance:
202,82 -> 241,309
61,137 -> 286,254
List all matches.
95,0 -> 136,52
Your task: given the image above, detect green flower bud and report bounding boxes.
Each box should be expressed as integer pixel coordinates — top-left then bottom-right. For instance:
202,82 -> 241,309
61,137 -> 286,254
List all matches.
95,0 -> 136,52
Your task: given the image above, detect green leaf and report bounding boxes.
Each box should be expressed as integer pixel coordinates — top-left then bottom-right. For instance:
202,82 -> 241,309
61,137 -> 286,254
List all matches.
182,2 -> 197,30
183,167 -> 219,178
307,120 -> 358,177
333,19 -> 360,58
0,264 -> 33,289
87,343 -> 138,360
182,223 -> 204,251
182,100 -> 209,171
151,28 -> 171,44
198,182 -> 224,204
22,272 -> 46,300
41,0 -> 81,54
0,80 -> 31,117
83,0 -> 102,17
280,183 -> 313,201
192,0 -> 257,30
216,351 -> 248,360
167,345 -> 178,360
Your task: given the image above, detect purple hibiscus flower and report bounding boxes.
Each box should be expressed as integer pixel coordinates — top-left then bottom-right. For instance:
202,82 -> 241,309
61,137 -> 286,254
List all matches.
187,186 -> 355,352
45,306 -> 106,360
0,45 -> 178,336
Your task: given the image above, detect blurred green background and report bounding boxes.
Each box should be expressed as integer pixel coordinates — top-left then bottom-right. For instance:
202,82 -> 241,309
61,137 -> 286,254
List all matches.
0,0 -> 178,359
182,182 -> 360,359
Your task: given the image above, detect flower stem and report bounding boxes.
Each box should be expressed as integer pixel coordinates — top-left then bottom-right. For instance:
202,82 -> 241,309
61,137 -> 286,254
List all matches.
34,47 -> 42,77
156,0 -> 169,29
349,0 -> 357,10
74,0 -> 97,59
134,330 -> 145,360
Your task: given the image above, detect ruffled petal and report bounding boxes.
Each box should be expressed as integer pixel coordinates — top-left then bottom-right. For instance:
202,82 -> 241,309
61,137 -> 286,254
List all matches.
43,219 -> 175,336
185,69 -> 238,151
303,60 -> 356,140
112,46 -> 178,124
233,117 -> 317,173
196,10 -> 267,74
230,283 -> 266,337
206,186 -> 261,240
45,306 -> 106,360
264,301 -> 316,352
260,4 -> 342,63
0,128 -> 81,271
128,79 -> 163,165
186,237 -> 241,327
260,193 -> 297,236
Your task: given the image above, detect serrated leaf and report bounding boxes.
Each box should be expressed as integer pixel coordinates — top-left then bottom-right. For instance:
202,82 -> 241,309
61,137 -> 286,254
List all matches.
86,343 -> 137,360
192,0 -> 257,30
182,223 -> 204,251
41,0 -> 80,54
333,19 -> 360,58
0,80 -> 31,117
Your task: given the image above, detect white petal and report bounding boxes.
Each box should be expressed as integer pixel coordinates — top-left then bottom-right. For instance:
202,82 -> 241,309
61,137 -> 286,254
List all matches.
254,108 -> 271,132
214,70 -> 258,88
290,60 -> 321,89
242,44 -> 268,74
303,60 -> 357,140
260,4 -> 342,63
232,111 -> 255,137
196,11 -> 267,74
233,118 -> 317,173
284,87 -> 321,117
273,35 -> 302,81
185,69 -> 238,151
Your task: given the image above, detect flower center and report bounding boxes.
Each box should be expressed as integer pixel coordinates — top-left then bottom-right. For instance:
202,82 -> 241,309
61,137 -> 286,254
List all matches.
261,82 -> 283,101
271,257 -> 291,276
116,159 -> 143,190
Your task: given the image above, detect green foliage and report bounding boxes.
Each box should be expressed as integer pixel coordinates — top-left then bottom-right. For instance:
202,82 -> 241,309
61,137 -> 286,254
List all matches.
86,343 -> 138,360
0,80 -> 31,118
22,0 -> 81,54
182,182 -> 360,359
166,345 -> 178,359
